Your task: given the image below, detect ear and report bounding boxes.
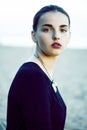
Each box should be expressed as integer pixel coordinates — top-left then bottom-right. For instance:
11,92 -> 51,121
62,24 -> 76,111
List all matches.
31,31 -> 37,43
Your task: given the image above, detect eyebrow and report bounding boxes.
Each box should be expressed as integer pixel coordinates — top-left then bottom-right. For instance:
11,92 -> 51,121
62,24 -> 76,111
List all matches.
60,25 -> 69,28
42,24 -> 52,27
42,24 -> 69,28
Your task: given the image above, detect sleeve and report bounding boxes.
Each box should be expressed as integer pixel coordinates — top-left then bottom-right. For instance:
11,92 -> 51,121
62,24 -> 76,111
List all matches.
6,68 -> 52,130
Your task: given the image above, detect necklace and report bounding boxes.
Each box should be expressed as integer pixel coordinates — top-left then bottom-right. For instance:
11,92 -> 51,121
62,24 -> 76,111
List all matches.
34,54 -> 57,92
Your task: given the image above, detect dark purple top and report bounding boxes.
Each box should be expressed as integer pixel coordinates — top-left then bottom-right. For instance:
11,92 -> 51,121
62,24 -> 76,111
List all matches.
6,62 -> 66,130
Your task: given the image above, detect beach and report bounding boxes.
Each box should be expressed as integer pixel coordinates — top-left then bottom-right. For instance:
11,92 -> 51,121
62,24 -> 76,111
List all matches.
0,45 -> 87,130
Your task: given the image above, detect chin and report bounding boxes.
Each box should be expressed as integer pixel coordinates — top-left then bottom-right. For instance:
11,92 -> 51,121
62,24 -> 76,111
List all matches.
53,50 -> 63,56
49,53 -> 61,57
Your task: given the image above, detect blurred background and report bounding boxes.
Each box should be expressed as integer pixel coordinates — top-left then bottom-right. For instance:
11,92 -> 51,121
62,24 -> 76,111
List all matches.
0,0 -> 87,130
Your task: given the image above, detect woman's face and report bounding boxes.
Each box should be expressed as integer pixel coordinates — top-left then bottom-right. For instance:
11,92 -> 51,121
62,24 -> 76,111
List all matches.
32,11 -> 70,56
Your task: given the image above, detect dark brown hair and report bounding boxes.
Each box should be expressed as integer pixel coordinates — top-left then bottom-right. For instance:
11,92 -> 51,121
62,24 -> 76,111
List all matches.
33,5 -> 70,31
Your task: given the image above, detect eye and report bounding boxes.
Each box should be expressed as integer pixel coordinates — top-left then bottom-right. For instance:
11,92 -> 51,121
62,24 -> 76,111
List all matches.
42,28 -> 50,32
60,28 -> 68,33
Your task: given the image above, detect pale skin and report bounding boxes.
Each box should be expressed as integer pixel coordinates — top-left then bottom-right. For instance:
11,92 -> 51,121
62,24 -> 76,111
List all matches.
30,11 -> 70,78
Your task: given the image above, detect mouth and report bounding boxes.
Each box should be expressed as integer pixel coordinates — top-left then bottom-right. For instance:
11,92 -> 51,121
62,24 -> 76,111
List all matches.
51,42 -> 62,49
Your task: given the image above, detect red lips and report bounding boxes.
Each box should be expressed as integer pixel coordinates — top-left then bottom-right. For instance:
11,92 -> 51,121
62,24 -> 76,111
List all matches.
51,42 -> 62,49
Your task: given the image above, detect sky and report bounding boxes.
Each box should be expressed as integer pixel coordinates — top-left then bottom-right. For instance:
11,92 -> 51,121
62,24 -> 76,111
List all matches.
0,0 -> 87,48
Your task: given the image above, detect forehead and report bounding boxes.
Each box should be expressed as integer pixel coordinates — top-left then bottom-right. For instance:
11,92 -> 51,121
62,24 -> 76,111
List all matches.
38,11 -> 69,27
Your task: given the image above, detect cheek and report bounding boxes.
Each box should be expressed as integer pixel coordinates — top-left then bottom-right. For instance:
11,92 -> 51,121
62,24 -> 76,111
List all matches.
37,35 -> 46,48
63,34 -> 70,43
61,37 -> 70,48
37,34 -> 48,45
66,35 -> 70,44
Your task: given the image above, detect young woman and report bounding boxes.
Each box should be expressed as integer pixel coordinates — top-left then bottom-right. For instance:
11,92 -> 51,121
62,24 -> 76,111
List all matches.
6,5 -> 70,130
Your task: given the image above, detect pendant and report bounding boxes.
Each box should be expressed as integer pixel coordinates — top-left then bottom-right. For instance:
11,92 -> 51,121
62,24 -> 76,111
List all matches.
52,81 -> 57,92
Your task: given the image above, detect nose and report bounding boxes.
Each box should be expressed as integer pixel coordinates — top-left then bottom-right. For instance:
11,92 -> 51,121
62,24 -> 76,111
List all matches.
52,30 -> 60,40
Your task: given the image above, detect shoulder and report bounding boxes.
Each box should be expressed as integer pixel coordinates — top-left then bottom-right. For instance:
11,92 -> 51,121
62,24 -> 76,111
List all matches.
9,62 -> 51,93
8,62 -> 52,101
19,62 -> 42,74
19,62 -> 50,87
17,62 -> 46,80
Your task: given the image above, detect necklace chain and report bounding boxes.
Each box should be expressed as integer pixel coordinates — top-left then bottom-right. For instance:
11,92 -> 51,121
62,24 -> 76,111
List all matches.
34,54 -> 54,82
34,54 -> 57,92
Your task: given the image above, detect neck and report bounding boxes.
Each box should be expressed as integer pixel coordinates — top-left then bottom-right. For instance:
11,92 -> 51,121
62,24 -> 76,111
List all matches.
34,52 -> 57,79
35,45 -> 58,74
40,55 -> 57,73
